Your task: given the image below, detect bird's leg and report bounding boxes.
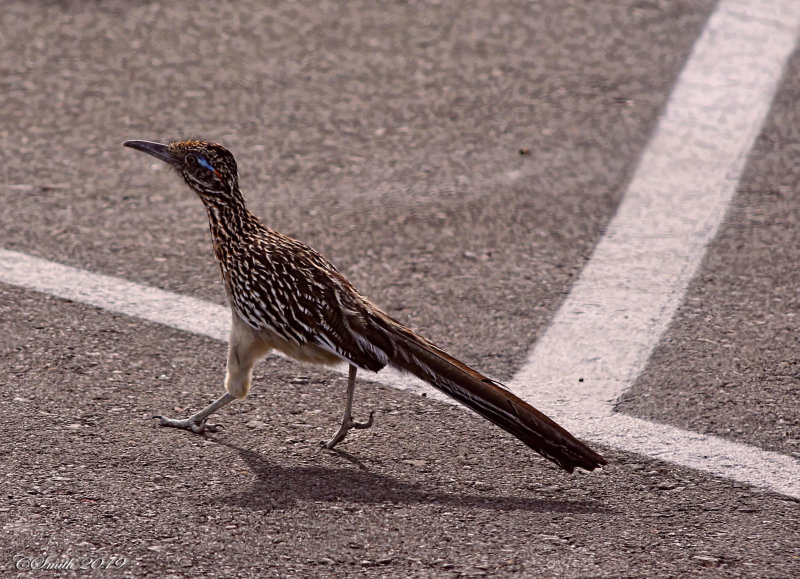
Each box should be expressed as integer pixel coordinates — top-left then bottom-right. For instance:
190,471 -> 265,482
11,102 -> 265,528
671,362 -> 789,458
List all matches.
322,364 -> 374,449
156,316 -> 269,434
156,393 -> 235,433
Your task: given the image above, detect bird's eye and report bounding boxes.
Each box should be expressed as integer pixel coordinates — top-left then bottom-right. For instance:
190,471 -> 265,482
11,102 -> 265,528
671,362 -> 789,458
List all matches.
184,153 -> 216,174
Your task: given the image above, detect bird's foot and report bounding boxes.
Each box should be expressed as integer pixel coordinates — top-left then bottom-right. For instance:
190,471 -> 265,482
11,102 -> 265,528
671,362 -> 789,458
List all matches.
154,415 -> 222,434
321,411 -> 375,449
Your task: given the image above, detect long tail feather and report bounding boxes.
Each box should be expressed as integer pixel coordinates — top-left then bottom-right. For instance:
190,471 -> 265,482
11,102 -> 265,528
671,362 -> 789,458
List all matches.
379,321 -> 606,473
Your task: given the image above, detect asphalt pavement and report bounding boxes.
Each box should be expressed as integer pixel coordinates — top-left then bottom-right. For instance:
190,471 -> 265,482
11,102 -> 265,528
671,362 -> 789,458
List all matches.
1,0 -> 798,577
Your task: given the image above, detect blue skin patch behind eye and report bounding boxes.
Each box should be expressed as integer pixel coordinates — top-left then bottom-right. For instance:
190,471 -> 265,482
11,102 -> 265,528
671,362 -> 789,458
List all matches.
197,157 -> 215,172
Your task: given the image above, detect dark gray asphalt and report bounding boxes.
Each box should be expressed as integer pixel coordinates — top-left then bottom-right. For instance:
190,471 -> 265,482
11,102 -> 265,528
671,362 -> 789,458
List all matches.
0,0 -> 711,380
2,284 -> 799,578
2,0 -> 799,577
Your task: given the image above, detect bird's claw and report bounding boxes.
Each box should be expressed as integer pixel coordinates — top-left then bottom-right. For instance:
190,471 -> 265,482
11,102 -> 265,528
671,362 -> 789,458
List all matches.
321,411 -> 375,449
154,415 -> 222,434
352,410 -> 375,430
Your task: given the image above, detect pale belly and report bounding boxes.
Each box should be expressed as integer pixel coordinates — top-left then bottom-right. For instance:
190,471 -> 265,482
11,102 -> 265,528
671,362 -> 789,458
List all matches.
256,325 -> 343,366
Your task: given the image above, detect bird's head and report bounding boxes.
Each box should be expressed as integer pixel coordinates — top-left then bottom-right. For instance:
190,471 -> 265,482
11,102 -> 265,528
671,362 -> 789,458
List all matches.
124,139 -> 240,203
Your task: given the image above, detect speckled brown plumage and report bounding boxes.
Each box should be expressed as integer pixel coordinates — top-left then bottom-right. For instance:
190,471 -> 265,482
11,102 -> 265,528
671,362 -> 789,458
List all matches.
124,138 -> 606,473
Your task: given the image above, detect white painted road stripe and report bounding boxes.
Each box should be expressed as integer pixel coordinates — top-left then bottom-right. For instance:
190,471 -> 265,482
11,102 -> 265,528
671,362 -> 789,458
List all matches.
2,0 -> 800,498
3,245 -> 799,499
0,249 -> 230,343
512,0 -> 800,499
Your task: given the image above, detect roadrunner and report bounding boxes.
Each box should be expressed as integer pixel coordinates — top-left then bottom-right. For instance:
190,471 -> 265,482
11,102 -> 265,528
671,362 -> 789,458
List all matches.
123,139 -> 606,472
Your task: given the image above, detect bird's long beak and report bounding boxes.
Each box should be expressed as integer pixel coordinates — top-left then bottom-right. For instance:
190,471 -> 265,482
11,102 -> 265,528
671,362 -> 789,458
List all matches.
123,140 -> 175,164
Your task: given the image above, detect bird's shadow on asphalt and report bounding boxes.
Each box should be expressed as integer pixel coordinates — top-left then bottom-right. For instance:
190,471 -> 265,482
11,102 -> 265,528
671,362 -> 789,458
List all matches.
213,440 -> 606,514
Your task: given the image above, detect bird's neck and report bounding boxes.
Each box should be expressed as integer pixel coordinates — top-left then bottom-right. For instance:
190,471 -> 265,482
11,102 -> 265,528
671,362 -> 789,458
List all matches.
201,187 -> 260,262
